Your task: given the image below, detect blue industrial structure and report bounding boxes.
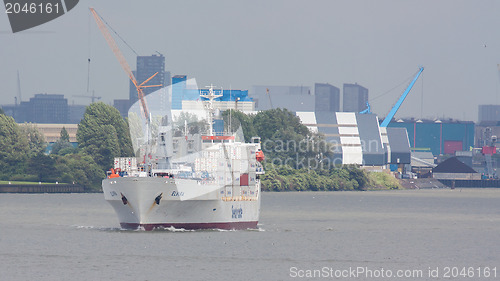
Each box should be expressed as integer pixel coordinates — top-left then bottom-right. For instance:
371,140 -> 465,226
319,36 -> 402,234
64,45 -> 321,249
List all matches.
171,75 -> 252,109
359,102 -> 371,114
380,67 -> 424,127
388,120 -> 475,156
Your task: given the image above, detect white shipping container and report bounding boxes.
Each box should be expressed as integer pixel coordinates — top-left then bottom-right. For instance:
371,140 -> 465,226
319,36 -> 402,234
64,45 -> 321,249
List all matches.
231,186 -> 241,197
233,175 -> 240,186
240,161 -> 249,173
249,172 -> 256,184
232,159 -> 241,173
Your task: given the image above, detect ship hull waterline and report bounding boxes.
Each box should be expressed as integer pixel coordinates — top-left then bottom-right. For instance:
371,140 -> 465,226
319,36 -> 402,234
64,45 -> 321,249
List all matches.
103,177 -> 261,231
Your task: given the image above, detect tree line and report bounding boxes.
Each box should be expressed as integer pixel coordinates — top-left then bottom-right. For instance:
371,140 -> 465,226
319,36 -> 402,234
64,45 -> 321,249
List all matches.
0,103 -> 133,191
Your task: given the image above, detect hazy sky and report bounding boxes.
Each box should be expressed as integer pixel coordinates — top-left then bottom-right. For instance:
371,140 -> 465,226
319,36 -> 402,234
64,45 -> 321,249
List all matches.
1,0 -> 500,122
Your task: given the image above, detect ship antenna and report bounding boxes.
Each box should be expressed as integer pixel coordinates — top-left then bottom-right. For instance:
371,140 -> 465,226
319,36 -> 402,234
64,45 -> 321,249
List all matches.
201,84 -> 223,136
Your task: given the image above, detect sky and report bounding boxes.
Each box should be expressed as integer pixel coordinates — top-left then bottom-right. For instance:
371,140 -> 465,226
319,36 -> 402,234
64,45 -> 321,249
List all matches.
1,0 -> 500,122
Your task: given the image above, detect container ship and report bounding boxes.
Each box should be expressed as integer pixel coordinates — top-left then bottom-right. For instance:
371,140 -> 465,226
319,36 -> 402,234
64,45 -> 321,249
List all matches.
102,86 -> 265,230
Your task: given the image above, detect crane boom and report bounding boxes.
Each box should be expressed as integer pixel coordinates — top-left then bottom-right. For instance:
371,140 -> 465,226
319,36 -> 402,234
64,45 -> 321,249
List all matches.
380,67 -> 424,127
89,7 -> 161,121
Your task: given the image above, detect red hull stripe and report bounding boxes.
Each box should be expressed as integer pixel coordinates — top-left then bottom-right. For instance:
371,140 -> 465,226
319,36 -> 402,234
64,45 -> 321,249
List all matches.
120,221 -> 258,231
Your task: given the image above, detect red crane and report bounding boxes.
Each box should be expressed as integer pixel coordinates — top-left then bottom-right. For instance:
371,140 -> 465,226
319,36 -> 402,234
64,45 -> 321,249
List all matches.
89,7 -> 161,121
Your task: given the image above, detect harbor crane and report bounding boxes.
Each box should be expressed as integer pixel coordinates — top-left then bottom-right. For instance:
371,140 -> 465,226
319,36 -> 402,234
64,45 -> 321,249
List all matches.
89,7 -> 161,121
380,67 -> 424,127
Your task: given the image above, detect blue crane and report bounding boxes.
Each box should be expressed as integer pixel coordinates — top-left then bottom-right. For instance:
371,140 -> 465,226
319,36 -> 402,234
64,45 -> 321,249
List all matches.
380,67 -> 424,127
359,102 -> 371,114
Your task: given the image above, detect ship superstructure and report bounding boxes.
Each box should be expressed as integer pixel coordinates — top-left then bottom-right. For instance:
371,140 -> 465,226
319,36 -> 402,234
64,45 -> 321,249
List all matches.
102,85 -> 264,230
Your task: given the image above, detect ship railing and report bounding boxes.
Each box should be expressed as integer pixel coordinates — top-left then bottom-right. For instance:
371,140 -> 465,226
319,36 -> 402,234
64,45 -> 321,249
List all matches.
221,196 -> 258,201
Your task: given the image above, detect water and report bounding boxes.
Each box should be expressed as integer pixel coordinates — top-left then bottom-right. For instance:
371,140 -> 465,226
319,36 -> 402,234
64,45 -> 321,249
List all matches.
1,189 -> 499,280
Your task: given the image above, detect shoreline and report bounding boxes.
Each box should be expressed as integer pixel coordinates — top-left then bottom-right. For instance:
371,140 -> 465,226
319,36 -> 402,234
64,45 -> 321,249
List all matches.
0,184 -> 84,193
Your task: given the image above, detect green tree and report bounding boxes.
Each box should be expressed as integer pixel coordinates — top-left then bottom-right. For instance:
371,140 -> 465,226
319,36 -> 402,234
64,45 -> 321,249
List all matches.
77,103 -> 134,170
222,110 -> 257,142
51,127 -> 76,155
19,123 -> 46,157
260,164 -> 371,192
0,114 -> 29,177
28,153 -> 56,181
253,108 -> 309,141
55,153 -> 105,191
60,126 -> 70,142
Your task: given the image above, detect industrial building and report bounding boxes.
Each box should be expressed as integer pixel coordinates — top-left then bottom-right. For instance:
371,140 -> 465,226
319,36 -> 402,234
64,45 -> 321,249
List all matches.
383,127 -> 412,165
388,119 -> 475,156
296,112 -> 410,167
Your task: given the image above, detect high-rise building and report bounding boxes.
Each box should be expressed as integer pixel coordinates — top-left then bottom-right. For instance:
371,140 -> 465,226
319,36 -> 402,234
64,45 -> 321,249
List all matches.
113,99 -> 131,118
478,104 -> 500,125
315,83 -> 340,112
2,95 -> 85,124
129,54 -> 167,105
25,94 -> 68,123
343,83 -> 368,112
68,104 -> 86,124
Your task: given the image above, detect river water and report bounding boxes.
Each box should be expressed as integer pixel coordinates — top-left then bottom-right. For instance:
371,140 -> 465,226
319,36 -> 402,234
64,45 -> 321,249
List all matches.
0,189 -> 499,280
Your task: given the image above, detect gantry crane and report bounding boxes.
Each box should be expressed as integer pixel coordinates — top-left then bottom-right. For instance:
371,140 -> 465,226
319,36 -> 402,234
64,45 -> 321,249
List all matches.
89,7 -> 161,122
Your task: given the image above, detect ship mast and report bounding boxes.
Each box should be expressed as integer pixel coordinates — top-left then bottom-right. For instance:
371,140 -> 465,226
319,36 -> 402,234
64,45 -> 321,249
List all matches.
200,85 -> 223,136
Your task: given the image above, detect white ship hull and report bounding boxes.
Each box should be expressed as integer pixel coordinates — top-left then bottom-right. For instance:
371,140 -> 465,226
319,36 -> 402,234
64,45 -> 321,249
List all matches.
103,177 -> 261,230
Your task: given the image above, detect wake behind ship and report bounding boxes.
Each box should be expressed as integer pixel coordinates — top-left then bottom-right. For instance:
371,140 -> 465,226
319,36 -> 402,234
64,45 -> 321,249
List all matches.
102,85 -> 265,231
